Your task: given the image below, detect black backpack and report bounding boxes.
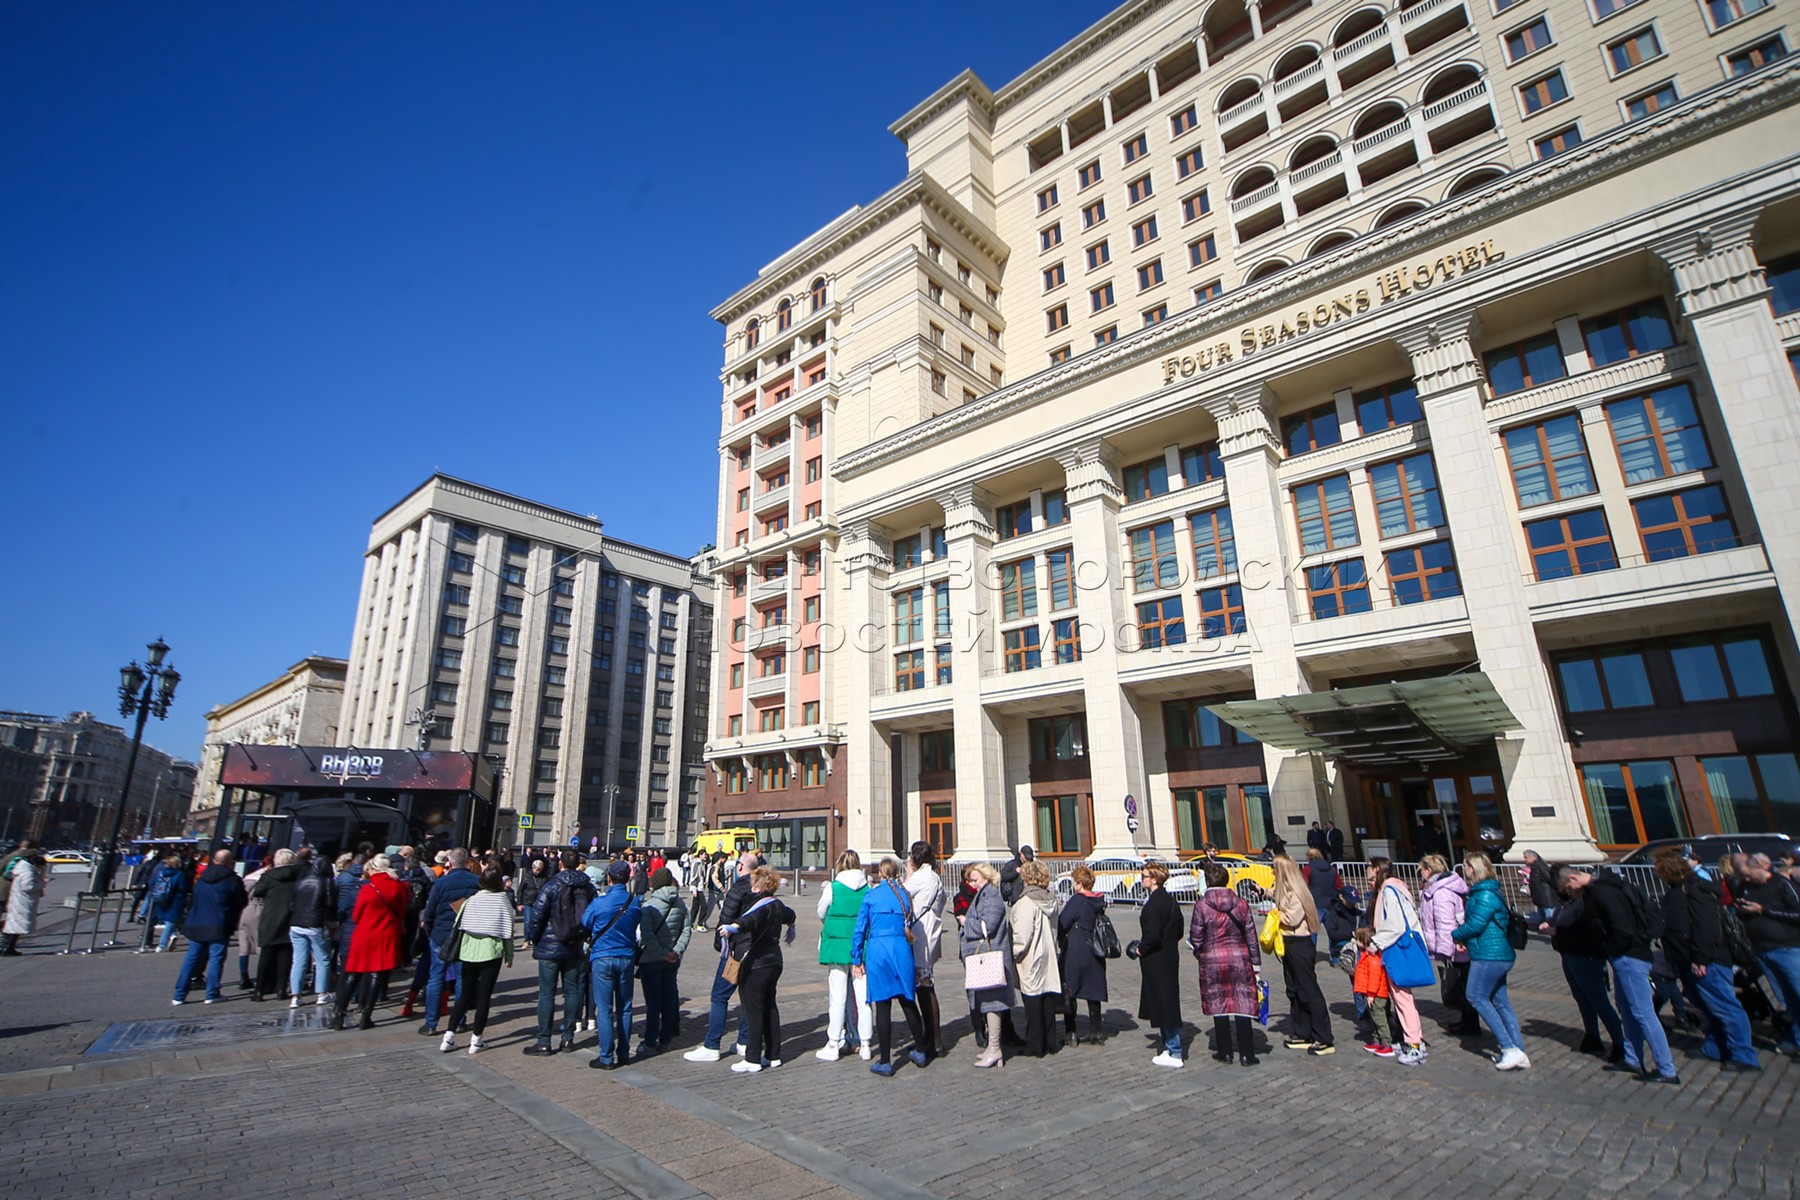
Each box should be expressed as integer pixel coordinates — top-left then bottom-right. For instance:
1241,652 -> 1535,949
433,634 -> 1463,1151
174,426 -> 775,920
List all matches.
550,880 -> 589,950
405,873 -> 430,918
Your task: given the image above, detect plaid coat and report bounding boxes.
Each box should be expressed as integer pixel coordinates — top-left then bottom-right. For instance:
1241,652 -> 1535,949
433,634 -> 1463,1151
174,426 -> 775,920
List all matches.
1187,888 -> 1262,1018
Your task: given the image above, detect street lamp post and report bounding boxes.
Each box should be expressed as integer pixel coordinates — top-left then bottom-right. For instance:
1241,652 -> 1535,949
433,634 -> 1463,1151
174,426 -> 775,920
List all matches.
93,637 -> 180,896
601,783 -> 621,854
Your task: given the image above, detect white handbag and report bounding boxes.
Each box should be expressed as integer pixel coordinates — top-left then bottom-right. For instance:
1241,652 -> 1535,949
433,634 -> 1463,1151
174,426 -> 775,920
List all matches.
964,939 -> 1008,990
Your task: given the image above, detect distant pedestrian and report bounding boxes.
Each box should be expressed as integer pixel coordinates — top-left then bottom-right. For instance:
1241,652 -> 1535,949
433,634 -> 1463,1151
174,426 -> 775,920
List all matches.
721,866 -> 795,1074
147,853 -> 192,952
333,854 -> 365,971
1132,860 -> 1185,1069
1451,851 -> 1528,1071
439,869 -> 515,1054
854,859 -> 929,1075
172,850 -> 247,1005
1324,822 -> 1345,862
416,849 -> 480,1035
288,856 -> 336,1007
1188,860 -> 1260,1066
237,863 -> 266,989
1,840 -> 48,956
332,854 -> 406,1030
1521,850 -> 1558,925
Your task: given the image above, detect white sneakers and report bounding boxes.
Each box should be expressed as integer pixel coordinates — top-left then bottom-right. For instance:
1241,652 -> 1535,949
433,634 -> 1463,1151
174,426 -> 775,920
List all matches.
316,994 -> 329,1006
858,1046 -> 873,1062
683,1046 -> 722,1062
440,1032 -> 457,1053
289,997 -> 300,1009
469,1036 -> 485,1055
1151,1052 -> 1186,1069
815,1044 -> 841,1061
731,1061 -> 762,1073
1495,1048 -> 1531,1071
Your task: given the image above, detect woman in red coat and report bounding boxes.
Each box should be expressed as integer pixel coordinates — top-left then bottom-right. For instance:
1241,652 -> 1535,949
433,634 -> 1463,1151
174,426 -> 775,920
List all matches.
331,854 -> 407,1030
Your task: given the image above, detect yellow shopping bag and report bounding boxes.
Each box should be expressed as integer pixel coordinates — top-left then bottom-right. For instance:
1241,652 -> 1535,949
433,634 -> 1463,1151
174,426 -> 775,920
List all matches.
1258,905 -> 1286,958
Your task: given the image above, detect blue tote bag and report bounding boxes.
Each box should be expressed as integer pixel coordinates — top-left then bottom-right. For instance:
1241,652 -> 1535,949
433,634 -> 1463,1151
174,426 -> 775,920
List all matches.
1377,883 -> 1436,990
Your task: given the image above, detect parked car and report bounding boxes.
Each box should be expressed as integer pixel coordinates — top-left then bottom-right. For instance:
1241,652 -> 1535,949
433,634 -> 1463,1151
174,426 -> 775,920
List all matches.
44,850 -> 94,866
1615,833 -> 1792,866
1050,852 -> 1272,906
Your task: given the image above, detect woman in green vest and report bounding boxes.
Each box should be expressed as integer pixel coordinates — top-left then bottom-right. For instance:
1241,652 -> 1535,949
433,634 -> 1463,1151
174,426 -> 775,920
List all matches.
815,849 -> 872,1061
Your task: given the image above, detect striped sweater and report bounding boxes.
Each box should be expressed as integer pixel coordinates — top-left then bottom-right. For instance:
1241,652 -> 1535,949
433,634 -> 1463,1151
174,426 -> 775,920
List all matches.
457,890 -> 516,941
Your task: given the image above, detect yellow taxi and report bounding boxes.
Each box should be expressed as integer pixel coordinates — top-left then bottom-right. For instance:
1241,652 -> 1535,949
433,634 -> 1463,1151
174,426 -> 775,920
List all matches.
1183,851 -> 1276,898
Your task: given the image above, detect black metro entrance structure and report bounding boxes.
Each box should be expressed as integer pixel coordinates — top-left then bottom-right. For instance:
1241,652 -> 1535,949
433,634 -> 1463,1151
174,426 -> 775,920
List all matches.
212,746 -> 498,860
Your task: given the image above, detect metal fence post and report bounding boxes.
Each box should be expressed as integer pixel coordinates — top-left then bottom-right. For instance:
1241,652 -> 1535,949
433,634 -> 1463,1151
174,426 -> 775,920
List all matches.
60,894 -> 88,955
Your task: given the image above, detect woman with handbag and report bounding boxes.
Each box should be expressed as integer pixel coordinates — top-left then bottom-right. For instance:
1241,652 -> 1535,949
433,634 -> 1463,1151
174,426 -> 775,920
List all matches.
958,862 -> 1015,1068
1188,861 -> 1261,1066
1450,851 -> 1529,1070
1419,854 -> 1480,1036
1364,859 -> 1428,1066
1271,853 -> 1335,1055
719,866 -> 797,1074
438,869 -> 515,1054
1057,864 -> 1110,1047
1131,860 -> 1186,1067
1010,859 -> 1063,1058
853,858 -> 931,1075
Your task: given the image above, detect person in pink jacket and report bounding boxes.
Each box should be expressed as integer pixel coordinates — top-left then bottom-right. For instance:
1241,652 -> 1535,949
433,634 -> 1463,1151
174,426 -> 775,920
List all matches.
1419,854 -> 1480,1035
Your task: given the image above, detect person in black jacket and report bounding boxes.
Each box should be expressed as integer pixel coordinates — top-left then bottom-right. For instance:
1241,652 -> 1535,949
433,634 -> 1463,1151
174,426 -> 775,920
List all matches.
720,866 -> 797,1073
522,850 -> 597,1055
1542,883 -> 1624,1061
684,851 -> 761,1061
250,849 -> 302,1002
1737,853 -> 1800,1056
1557,864 -> 1678,1083
1000,846 -> 1034,905
287,857 -> 337,1007
1655,850 -> 1760,1070
1130,861 -> 1186,1067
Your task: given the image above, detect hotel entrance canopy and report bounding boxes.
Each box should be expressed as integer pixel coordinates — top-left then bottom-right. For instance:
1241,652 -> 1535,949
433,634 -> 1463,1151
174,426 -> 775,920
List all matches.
1207,674 -> 1523,768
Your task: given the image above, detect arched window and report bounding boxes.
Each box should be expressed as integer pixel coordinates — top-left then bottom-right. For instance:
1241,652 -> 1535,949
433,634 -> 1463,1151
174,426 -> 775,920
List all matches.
1331,7 -> 1385,47
1271,44 -> 1321,82
1445,166 -> 1505,199
1288,135 -> 1338,171
810,277 -> 828,312
1351,101 -> 1407,140
1421,64 -> 1482,106
1373,200 -> 1428,229
1231,165 -> 1278,199
1217,76 -> 1262,114
1244,258 -> 1291,283
1306,231 -> 1355,258
745,319 -> 761,351
776,299 -> 792,332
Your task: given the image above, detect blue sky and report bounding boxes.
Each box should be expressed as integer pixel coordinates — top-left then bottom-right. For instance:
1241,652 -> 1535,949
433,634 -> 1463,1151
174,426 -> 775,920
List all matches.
0,0 -> 1108,760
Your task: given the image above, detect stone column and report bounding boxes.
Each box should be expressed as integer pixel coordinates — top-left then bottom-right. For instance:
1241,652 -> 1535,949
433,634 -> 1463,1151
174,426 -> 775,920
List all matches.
1401,315 -> 1596,859
1056,439 -> 1147,856
940,484 -> 1010,860
1209,386 -> 1326,832
841,520 -> 897,859
1653,213 -> 1800,641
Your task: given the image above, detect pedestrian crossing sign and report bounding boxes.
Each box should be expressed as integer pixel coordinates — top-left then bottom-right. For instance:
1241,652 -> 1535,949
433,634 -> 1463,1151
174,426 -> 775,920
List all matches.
626,824 -> 642,843
517,814 -> 534,829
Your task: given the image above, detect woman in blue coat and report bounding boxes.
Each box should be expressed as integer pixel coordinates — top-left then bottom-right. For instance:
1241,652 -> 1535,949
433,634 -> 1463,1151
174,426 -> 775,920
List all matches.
853,858 -> 930,1076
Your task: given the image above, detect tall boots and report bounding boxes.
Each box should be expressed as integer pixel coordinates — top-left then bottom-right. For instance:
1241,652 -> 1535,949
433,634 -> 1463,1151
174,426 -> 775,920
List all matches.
401,990 -> 418,1019
974,1012 -> 1005,1068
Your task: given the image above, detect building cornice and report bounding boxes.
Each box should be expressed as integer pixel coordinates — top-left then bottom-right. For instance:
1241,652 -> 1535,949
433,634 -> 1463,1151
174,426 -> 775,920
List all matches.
709,172 -> 1008,327
833,60 -> 1800,481
372,473 -> 604,538
202,657 -> 349,723
889,68 -> 996,143
991,0 -> 1171,117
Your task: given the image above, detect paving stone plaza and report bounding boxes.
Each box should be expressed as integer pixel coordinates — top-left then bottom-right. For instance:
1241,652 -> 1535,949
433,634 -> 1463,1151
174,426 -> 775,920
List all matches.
0,875 -> 1793,1199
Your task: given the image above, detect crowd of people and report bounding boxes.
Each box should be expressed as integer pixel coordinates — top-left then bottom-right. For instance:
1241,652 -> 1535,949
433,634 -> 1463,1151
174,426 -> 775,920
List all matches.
8,830 -> 1798,1087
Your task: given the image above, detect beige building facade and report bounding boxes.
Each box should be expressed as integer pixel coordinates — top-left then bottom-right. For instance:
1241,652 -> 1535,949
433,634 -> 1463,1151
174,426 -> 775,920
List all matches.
706,0 -> 1800,865
190,656 -> 347,826
342,475 -> 713,850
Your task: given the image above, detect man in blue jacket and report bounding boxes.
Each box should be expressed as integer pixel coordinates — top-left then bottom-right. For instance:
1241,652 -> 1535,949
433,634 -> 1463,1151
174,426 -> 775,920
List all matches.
418,848 -> 481,1036
523,849 -> 597,1055
582,860 -> 641,1069
172,850 -> 247,1005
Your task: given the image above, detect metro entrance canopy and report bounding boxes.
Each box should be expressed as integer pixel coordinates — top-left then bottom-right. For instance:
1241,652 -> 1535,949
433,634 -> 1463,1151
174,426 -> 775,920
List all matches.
1207,674 -> 1524,768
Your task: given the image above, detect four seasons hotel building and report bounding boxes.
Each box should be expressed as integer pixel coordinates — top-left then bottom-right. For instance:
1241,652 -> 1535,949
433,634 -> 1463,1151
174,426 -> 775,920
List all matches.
703,0 -> 1800,869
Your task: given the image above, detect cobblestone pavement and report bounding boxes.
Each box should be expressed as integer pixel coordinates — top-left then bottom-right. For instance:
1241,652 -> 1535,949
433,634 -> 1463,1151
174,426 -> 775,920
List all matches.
0,883 -> 1793,1198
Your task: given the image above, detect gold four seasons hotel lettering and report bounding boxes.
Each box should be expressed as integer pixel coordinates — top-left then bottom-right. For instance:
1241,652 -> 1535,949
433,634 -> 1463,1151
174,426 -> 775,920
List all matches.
1162,239 -> 1503,384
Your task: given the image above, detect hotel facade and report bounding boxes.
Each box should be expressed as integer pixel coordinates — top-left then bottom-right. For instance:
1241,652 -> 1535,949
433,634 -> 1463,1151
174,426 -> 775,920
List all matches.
703,0 -> 1800,868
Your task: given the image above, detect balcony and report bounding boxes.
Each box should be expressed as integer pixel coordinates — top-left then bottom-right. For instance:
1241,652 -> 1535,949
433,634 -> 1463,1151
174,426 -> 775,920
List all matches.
1333,24 -> 1392,71
1399,0 -> 1469,52
750,576 -> 790,606
1229,179 -> 1281,216
1422,79 -> 1489,127
1272,59 -> 1329,123
753,484 -> 790,514
742,622 -> 794,652
1218,92 -> 1269,152
1353,114 -> 1414,157
746,672 -> 787,700
1525,545 -> 1775,623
